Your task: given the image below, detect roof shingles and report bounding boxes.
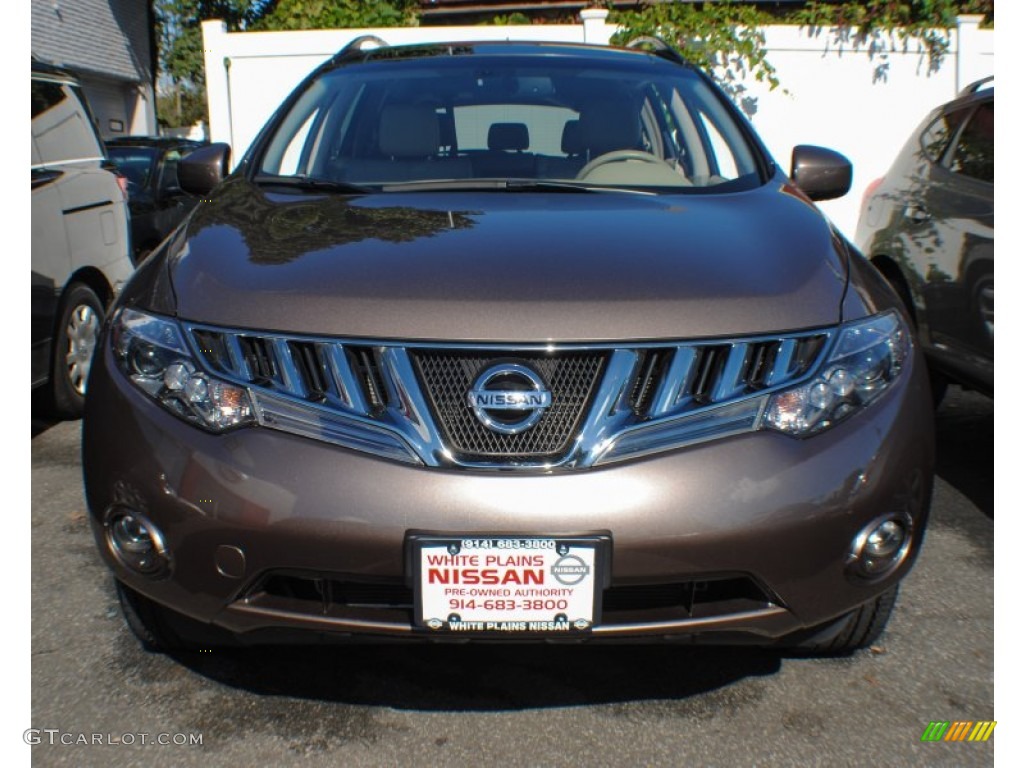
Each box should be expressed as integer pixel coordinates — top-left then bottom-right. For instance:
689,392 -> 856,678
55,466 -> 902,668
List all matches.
31,0 -> 152,84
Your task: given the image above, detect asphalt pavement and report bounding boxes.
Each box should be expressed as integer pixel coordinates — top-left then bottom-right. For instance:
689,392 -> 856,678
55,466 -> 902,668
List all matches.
29,387 -> 995,767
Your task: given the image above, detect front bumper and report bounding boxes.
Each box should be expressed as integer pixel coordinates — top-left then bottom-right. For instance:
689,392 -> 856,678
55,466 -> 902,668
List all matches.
83,340 -> 934,644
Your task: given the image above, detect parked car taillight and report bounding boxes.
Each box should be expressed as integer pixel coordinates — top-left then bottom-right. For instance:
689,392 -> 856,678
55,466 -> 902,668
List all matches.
114,172 -> 129,201
860,176 -> 883,214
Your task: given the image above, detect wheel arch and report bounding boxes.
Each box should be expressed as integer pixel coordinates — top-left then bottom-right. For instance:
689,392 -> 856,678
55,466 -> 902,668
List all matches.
64,267 -> 114,311
870,255 -> 917,327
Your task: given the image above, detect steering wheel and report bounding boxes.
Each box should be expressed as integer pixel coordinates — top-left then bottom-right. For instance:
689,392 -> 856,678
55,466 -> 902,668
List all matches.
576,150 -> 666,179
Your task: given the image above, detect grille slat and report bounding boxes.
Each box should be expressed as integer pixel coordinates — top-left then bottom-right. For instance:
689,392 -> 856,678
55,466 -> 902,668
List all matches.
272,338 -> 307,396
742,341 -> 779,390
711,343 -> 752,402
289,341 -> 331,402
648,347 -> 697,417
629,350 -> 669,417
688,346 -> 727,405
238,336 -> 277,384
349,347 -> 388,414
413,351 -> 606,461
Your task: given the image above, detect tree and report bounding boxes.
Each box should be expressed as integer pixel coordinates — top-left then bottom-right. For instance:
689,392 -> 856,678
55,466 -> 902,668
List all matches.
154,1 -> 422,128
155,1 -> 273,127
252,0 -> 420,31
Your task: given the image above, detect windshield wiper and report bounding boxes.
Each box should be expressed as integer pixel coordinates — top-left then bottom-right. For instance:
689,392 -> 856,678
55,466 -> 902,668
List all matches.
378,179 -> 652,195
503,180 -> 653,195
253,175 -> 371,195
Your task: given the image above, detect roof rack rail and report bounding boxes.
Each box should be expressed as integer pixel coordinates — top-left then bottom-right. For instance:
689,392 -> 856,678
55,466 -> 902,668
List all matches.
332,35 -> 389,63
624,36 -> 686,66
958,75 -> 993,97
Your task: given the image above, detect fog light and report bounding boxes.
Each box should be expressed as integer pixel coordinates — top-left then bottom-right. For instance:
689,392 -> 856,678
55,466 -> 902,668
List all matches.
848,513 -> 912,581
105,509 -> 169,577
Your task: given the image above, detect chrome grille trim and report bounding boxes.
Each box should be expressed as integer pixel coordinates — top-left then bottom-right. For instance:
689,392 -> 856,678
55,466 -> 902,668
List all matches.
182,323 -> 835,470
252,390 -> 422,465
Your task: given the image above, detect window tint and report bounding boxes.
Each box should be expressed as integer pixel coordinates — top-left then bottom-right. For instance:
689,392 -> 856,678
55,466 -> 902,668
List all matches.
949,101 -> 993,183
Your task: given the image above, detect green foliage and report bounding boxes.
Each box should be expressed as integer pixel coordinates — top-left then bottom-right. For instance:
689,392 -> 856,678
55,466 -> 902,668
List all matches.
486,13 -> 533,26
253,0 -> 420,31
611,0 -> 780,102
156,86 -> 208,129
154,1 -> 420,127
786,1 -> 992,69
612,1 -> 993,103
155,1 -> 271,87
156,1 -> 993,128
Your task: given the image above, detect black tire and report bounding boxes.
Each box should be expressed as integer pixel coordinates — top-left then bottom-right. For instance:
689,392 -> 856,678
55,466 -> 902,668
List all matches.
971,272 -> 994,342
51,282 -> 104,418
116,579 -> 236,653
115,579 -> 183,653
790,585 -> 899,656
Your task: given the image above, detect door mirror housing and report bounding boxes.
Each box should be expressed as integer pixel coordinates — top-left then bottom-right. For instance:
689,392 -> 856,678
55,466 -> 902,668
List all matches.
178,143 -> 231,197
790,145 -> 852,201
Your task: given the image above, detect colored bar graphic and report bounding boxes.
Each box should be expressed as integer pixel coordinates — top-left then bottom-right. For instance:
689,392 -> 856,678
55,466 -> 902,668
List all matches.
921,721 -> 996,742
969,722 -> 997,742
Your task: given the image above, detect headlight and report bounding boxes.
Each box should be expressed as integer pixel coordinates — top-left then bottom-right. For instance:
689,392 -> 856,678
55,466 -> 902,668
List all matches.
763,310 -> 909,436
112,308 -> 254,432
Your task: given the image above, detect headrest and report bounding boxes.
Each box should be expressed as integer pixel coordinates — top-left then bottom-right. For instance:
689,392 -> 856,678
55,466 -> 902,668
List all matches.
487,122 -> 529,152
561,120 -> 583,155
579,99 -> 642,156
379,104 -> 439,158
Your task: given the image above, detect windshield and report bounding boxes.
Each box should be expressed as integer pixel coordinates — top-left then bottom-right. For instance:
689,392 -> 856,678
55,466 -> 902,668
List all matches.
256,52 -> 762,193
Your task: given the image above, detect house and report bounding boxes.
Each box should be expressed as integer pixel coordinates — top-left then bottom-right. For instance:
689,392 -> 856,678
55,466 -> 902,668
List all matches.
31,0 -> 157,139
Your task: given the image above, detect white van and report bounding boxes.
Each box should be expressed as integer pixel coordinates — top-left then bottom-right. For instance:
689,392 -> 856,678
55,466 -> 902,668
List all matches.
31,62 -> 134,416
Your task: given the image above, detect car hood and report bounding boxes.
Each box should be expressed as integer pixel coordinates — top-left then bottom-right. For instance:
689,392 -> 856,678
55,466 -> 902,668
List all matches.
168,178 -> 848,342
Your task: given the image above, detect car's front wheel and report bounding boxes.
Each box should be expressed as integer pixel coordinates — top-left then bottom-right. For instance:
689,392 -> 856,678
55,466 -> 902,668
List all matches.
116,580 -> 236,653
786,585 -> 899,655
115,579 -> 184,652
51,283 -> 104,417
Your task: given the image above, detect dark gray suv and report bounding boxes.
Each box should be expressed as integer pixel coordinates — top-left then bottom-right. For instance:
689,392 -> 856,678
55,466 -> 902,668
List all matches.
856,78 -> 993,401
83,40 -> 934,654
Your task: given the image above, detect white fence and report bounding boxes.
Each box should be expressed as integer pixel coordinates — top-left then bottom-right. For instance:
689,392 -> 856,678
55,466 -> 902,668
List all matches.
200,11 -> 992,239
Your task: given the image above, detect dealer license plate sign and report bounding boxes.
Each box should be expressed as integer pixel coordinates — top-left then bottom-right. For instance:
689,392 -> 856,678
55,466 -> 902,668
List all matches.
414,537 -> 601,634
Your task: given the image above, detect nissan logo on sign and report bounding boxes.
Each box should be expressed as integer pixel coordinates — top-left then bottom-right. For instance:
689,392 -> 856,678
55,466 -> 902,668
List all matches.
467,363 -> 552,434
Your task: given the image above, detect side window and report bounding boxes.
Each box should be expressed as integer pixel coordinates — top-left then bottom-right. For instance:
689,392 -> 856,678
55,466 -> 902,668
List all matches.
31,81 -> 66,118
278,109 -> 320,175
919,108 -> 969,163
949,101 -> 993,183
159,150 -> 183,192
31,79 -> 103,165
697,112 -> 739,180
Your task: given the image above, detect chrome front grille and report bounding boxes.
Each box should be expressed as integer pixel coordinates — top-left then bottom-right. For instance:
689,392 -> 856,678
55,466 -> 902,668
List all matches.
182,323 -> 833,469
412,351 -> 606,461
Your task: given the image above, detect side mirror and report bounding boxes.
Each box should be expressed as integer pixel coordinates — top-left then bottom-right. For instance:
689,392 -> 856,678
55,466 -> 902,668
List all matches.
790,145 -> 852,201
178,143 -> 231,196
